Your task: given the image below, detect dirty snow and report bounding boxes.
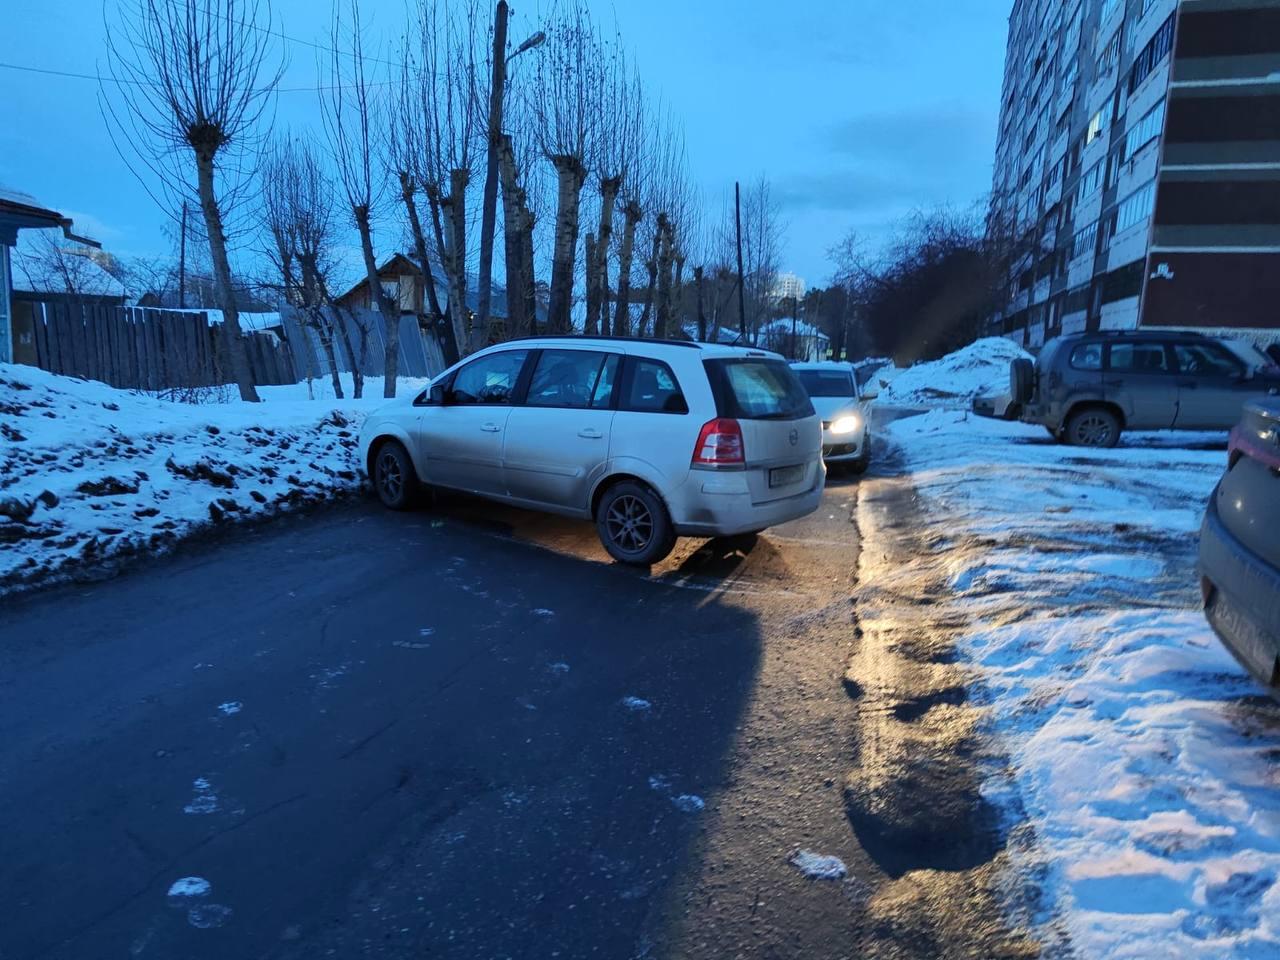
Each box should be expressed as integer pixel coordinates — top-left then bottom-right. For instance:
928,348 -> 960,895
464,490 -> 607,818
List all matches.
166,877 -> 211,899
878,406 -> 1280,957
879,337 -> 1030,408
789,849 -> 848,880
0,364 -> 426,596
183,777 -> 219,815
216,701 -> 242,716
621,696 -> 652,712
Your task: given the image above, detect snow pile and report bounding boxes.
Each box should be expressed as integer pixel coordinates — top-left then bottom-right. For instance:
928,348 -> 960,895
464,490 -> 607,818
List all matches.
789,849 -> 848,880
879,337 -> 1030,408
0,364 -> 424,595
879,411 -> 1280,958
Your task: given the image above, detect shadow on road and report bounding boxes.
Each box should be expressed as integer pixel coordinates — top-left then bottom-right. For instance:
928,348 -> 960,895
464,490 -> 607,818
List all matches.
0,503 -> 766,960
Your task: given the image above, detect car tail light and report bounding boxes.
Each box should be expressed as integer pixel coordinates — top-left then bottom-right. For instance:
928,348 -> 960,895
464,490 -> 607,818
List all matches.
693,418 -> 744,465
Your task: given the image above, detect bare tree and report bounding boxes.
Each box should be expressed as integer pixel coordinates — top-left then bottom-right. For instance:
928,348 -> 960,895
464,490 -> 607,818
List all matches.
261,135 -> 361,397
584,55 -> 642,336
387,41 -> 454,363
533,1 -> 607,333
722,175 -> 781,343
13,234 -> 124,299
321,0 -> 397,395
103,0 -> 284,401
415,0 -> 484,354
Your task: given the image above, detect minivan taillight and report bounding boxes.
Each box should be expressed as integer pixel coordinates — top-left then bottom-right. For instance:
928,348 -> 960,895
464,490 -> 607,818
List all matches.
693,418 -> 745,465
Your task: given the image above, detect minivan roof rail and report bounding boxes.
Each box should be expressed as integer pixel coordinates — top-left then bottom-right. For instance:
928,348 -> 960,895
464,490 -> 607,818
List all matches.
1064,329 -> 1207,338
508,334 -> 704,349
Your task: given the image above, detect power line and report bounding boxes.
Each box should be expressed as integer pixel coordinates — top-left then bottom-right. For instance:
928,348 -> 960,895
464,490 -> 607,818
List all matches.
0,60 -> 396,94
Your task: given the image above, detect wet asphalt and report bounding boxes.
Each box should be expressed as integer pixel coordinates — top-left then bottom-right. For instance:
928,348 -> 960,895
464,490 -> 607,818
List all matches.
0,462 -> 877,960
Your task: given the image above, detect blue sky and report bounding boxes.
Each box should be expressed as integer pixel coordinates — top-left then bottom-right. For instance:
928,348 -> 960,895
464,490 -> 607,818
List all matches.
1,0 -> 1010,286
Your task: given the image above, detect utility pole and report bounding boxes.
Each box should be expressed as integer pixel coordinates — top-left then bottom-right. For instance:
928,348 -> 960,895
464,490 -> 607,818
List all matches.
474,1 -> 509,343
791,295 -> 798,360
734,180 -> 746,339
178,201 -> 187,309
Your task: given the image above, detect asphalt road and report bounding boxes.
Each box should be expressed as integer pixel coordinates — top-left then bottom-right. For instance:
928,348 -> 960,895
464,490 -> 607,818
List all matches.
0,462 -> 880,959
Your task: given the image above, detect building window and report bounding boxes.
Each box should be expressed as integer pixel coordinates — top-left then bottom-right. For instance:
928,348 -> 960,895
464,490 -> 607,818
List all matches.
1123,98 -> 1165,161
1113,180 -> 1156,234
1099,0 -> 1122,25
397,274 -> 416,312
1085,98 -> 1114,145
1072,220 -> 1100,259
1097,28 -> 1122,76
1078,160 -> 1105,203
1129,13 -> 1175,95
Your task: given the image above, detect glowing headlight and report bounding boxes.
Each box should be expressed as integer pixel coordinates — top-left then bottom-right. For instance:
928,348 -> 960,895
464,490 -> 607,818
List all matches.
829,414 -> 862,436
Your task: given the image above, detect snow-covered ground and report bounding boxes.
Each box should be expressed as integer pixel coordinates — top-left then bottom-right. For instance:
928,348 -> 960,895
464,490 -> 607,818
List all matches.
0,365 -> 422,596
878,336 -> 1031,408
876,408 -> 1280,958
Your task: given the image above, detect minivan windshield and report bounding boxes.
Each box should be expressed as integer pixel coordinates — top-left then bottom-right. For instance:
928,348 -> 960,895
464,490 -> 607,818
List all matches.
795,369 -> 856,398
704,358 -> 815,420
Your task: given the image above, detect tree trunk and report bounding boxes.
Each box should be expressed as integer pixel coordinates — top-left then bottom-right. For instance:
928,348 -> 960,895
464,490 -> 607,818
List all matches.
583,232 -> 598,336
612,203 -> 641,337
694,267 -> 706,342
548,156 -> 586,334
497,136 -> 527,339
399,171 -> 455,366
655,217 -> 673,339
672,253 -> 685,337
194,150 -> 258,401
521,217 -> 537,336
441,169 -> 475,354
298,256 -> 344,398
589,176 -> 621,336
353,205 -> 397,398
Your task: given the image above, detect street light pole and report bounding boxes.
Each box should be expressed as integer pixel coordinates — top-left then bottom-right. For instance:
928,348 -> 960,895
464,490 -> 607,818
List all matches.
735,180 -> 747,339
474,1 -> 510,346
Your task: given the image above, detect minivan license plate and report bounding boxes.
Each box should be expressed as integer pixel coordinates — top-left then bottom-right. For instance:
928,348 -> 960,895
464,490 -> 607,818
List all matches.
769,464 -> 804,488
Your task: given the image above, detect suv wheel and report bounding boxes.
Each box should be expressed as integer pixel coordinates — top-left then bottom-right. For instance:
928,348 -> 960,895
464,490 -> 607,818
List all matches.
1065,407 -> 1121,448
596,481 -> 676,566
373,440 -> 419,510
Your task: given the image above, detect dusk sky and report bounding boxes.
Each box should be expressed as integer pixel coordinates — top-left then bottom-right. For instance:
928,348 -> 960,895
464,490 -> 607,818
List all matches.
1,0 -> 1011,287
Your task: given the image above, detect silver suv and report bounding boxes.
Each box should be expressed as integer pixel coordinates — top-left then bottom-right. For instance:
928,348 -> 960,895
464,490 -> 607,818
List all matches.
1011,331 -> 1280,447
359,337 -> 825,564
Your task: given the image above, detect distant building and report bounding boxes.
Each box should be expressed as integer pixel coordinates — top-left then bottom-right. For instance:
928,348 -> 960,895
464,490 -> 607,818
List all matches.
758,318 -> 830,361
0,186 -> 98,364
989,0 -> 1280,347
770,272 -> 805,305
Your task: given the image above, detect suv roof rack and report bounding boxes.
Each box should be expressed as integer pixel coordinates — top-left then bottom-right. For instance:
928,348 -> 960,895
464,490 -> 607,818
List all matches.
509,334 -> 704,349
1063,329 -> 1207,339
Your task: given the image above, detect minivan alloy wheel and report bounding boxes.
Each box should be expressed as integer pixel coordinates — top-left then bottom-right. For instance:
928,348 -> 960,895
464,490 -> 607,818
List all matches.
377,449 -> 404,501
605,494 -> 653,553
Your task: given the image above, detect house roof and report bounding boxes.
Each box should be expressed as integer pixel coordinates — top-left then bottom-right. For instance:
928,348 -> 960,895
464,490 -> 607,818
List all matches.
0,185 -> 99,247
12,247 -> 128,299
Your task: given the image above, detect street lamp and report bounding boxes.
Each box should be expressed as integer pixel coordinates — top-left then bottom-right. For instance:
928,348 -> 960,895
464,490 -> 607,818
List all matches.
475,4 -> 545,346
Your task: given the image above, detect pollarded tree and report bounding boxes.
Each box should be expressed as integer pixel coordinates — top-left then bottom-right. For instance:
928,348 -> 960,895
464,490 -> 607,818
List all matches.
320,0 -> 400,396
533,1 -> 607,334
103,0 -> 285,401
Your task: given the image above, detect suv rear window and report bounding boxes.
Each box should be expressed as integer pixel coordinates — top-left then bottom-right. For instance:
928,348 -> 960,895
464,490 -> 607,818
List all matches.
704,358 -> 815,420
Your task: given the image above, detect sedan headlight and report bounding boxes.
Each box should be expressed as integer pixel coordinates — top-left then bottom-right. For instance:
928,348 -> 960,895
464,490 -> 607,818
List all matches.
829,413 -> 862,436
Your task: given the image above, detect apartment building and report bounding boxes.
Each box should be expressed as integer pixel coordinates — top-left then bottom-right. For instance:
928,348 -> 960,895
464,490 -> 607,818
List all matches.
770,272 -> 806,305
990,0 -> 1280,347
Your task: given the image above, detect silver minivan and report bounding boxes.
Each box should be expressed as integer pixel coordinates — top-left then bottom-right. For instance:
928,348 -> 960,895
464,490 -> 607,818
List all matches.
358,337 -> 825,564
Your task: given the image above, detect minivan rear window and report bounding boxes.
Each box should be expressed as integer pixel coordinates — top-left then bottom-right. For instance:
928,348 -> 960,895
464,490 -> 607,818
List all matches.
704,358 -> 815,420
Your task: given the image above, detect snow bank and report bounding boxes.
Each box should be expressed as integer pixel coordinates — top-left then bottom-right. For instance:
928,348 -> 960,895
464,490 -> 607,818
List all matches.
879,337 -> 1030,408
0,365 -> 425,596
880,410 -> 1280,958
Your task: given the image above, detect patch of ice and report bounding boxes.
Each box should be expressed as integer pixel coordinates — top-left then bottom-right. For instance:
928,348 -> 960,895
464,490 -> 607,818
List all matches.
621,696 -> 652,711
789,850 -> 848,880
183,777 -> 218,815
531,608 -> 555,617
648,774 -> 671,793
216,701 -> 242,716
548,661 -> 570,674
167,877 -> 211,898
672,794 -> 705,813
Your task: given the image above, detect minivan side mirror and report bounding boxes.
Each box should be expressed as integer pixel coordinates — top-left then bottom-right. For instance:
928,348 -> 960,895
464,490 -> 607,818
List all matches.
430,383 -> 449,405
861,385 -> 880,401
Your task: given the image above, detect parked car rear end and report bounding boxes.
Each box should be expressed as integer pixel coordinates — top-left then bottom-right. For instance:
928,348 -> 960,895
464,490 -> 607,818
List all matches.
1198,398 -> 1280,691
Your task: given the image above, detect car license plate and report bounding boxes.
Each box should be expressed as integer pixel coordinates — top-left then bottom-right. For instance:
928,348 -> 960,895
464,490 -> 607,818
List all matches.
769,464 -> 804,488
1206,589 -> 1280,684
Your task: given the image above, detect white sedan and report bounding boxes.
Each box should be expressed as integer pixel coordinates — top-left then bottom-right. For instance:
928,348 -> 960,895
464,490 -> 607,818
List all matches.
789,361 -> 873,473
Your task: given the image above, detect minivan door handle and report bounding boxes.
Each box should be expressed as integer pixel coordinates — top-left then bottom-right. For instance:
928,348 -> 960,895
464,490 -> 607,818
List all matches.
577,428 -> 604,439
481,422 -> 502,433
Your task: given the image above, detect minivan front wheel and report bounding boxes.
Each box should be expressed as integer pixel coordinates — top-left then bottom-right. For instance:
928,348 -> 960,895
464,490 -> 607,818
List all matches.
372,439 -> 419,510
596,481 -> 676,566
1065,407 -> 1121,448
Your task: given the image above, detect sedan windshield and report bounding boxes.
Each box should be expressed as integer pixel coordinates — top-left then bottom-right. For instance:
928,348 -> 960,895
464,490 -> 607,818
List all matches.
795,370 -> 855,398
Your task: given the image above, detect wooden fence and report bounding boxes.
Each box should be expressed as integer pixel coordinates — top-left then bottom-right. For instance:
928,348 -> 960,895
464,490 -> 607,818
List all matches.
15,301 -> 297,390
